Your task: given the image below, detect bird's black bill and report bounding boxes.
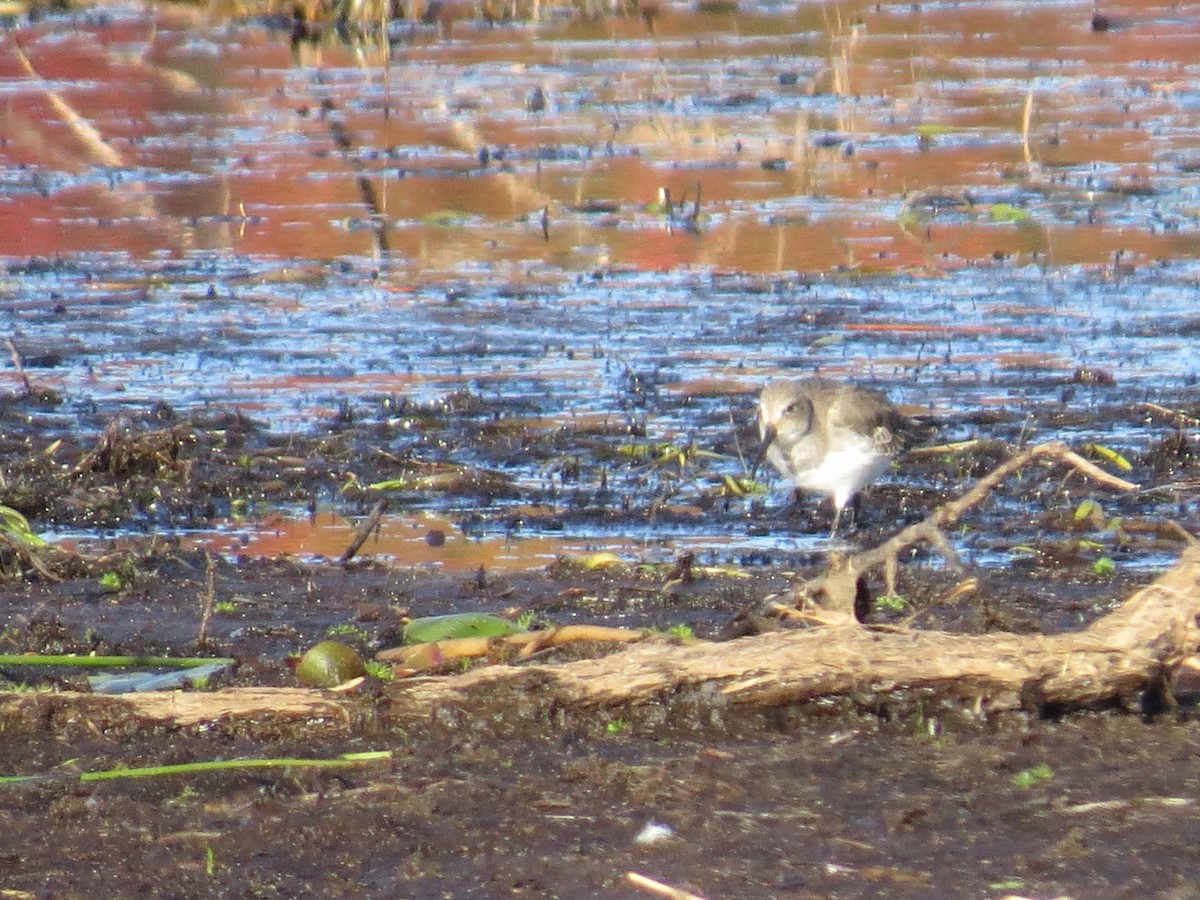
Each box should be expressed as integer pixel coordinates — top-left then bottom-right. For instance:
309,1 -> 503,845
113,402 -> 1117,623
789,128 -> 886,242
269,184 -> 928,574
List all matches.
749,424 -> 776,479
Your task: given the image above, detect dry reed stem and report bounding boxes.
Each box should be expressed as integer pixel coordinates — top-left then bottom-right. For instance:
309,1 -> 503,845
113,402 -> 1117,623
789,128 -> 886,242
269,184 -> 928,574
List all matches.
626,871 -> 709,900
1021,82 -> 1035,169
5,338 -> 32,396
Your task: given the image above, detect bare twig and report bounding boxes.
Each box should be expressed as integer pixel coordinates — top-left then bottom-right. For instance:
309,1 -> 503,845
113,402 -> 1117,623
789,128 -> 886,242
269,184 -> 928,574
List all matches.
785,441 -> 1138,609
377,624 -> 646,670
1141,401 -> 1200,429
0,533 -> 60,583
340,499 -> 388,564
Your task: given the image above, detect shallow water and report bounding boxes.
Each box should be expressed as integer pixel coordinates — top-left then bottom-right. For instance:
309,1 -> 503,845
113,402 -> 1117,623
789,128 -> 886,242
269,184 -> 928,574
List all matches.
4,0 -> 1200,566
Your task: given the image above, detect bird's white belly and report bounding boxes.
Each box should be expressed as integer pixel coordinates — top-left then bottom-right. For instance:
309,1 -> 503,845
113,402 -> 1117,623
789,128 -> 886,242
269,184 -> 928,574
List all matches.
792,442 -> 890,509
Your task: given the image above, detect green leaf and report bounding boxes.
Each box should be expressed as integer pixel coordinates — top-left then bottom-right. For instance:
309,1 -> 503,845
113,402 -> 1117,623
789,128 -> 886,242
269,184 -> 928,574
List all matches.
581,551 -> 625,570
719,474 -> 766,497
809,333 -> 845,348
367,478 -> 410,491
1073,499 -> 1103,522
0,504 -> 46,548
1092,556 -> 1116,576
402,613 -> 525,644
1082,443 -> 1133,472
421,209 -> 473,227
989,203 -> 1031,223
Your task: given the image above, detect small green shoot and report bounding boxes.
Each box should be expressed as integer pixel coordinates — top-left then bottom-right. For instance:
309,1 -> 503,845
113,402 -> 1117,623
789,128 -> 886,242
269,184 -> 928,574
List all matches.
327,623 -> 372,644
1012,763 -> 1055,789
0,681 -> 52,693
363,660 -> 395,682
1092,556 -> 1117,577
875,595 -> 907,612
606,717 -> 630,735
205,846 -> 216,877
515,611 -> 546,631
666,624 -> 695,641
213,600 -> 236,615
99,571 -> 124,591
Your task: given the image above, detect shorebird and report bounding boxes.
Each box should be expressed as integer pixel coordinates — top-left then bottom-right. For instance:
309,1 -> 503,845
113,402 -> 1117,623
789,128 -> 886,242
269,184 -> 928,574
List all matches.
754,378 -> 916,533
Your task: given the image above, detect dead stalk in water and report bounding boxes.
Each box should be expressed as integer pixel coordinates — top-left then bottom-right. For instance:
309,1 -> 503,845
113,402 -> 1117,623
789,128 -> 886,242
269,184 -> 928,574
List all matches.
197,551 -> 216,647
1021,82 -> 1035,169
341,499 -> 388,564
5,338 -> 32,396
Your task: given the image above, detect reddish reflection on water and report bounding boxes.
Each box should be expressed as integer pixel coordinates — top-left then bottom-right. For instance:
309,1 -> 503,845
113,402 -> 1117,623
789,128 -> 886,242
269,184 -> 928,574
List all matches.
6,1 -> 1200,565
2,1 -> 1199,276
190,510 -> 708,572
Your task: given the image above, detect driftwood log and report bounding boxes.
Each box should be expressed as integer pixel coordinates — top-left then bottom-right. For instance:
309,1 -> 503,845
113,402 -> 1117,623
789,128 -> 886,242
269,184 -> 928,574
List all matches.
380,544 -> 1200,724
2,545 -> 1197,734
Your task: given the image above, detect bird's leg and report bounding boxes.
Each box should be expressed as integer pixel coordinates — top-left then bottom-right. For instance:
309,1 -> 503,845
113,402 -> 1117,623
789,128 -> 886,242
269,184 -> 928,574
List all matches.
830,495 -> 862,536
829,503 -> 844,536
848,493 -> 863,530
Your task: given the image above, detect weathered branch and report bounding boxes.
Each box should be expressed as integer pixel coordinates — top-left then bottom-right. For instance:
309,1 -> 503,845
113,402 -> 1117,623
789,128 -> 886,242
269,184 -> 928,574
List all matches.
6,545 -> 1194,735
374,544 -> 1199,723
786,440 -> 1139,609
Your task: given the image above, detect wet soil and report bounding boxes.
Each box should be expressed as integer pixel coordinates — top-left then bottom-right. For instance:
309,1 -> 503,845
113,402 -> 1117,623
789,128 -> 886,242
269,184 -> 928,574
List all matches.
6,1 -> 1200,893
2,391 -> 1200,898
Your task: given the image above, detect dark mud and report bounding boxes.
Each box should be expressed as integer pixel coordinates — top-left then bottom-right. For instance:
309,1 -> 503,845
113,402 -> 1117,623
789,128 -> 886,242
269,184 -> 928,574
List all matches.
6,0 -> 1200,893
1,387 -> 1200,898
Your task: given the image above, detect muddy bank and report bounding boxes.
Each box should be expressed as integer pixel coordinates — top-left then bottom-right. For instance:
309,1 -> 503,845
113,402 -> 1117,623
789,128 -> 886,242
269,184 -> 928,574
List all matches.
1,389 -> 1199,896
